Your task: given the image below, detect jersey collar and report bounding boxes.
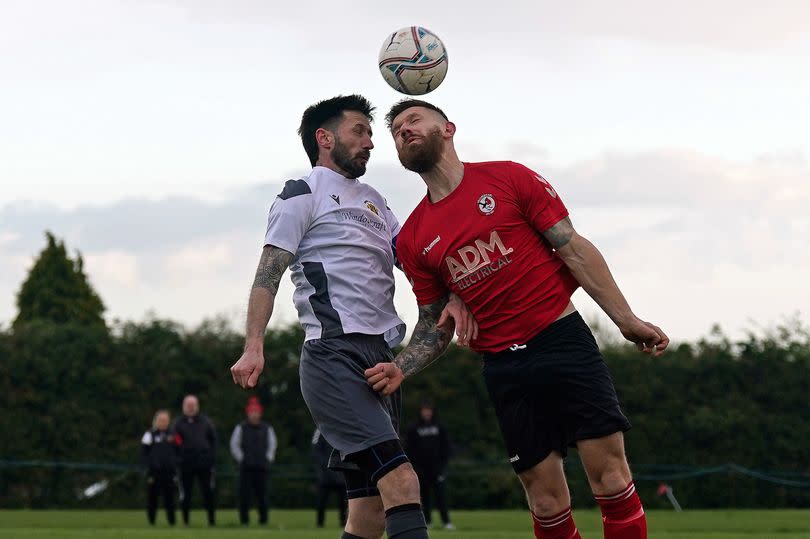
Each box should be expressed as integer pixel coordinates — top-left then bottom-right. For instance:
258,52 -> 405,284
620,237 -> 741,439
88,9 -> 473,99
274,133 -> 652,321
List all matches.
313,165 -> 359,184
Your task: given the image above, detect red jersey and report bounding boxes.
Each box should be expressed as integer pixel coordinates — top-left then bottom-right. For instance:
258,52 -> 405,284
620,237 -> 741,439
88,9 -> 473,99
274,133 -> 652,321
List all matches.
397,161 -> 579,353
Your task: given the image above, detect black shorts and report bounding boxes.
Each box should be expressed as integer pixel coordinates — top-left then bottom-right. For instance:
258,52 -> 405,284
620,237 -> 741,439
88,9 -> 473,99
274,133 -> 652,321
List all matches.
482,312 -> 631,474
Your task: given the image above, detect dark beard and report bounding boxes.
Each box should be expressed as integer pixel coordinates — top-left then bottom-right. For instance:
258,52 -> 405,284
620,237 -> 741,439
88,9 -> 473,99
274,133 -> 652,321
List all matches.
331,138 -> 368,179
398,127 -> 443,173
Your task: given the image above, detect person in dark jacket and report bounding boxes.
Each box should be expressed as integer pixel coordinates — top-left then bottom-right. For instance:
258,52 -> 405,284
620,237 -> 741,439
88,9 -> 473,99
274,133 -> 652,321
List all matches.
229,396 -> 277,525
311,428 -> 347,528
405,402 -> 454,530
141,409 -> 178,525
172,394 -> 217,526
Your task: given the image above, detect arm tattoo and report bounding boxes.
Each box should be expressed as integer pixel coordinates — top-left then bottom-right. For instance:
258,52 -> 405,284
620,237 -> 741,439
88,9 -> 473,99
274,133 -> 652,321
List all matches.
394,296 -> 453,377
252,245 -> 293,295
542,216 -> 575,249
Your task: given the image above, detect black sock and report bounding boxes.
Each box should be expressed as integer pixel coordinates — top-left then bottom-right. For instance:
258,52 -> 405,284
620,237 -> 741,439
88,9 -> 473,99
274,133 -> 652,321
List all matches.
385,503 -> 428,538
341,533 -> 366,539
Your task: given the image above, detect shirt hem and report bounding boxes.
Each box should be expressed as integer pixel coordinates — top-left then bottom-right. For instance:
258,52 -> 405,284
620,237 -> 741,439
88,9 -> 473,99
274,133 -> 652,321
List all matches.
473,285 -> 578,354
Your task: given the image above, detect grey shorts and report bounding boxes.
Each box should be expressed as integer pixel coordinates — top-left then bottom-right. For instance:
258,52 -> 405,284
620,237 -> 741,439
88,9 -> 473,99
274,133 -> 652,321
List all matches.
300,333 -> 401,466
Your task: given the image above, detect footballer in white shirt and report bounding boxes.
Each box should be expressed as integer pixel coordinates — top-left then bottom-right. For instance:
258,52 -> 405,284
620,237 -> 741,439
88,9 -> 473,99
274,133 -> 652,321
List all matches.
230,95 -> 476,539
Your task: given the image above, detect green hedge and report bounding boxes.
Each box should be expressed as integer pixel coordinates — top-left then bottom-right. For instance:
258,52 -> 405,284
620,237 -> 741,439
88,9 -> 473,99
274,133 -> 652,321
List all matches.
1,319 -> 808,509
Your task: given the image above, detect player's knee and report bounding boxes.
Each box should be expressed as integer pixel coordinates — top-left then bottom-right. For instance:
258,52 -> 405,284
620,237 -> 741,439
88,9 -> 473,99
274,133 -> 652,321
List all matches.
592,459 -> 632,494
529,491 -> 569,517
519,458 -> 567,496
345,439 -> 419,506
521,478 -> 570,516
377,462 -> 420,504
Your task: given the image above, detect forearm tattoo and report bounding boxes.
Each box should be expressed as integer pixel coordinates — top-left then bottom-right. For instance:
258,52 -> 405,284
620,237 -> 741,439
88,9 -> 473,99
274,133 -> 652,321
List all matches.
252,245 -> 293,295
543,216 -> 574,249
394,296 -> 453,377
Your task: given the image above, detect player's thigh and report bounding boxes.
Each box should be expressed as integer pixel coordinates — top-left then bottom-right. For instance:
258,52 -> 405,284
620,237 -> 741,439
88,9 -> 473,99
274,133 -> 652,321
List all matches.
577,431 -> 632,493
553,315 -> 632,446
346,494 -> 385,538
375,461 -> 420,508
482,356 -> 565,474
517,450 -> 570,516
299,336 -> 398,459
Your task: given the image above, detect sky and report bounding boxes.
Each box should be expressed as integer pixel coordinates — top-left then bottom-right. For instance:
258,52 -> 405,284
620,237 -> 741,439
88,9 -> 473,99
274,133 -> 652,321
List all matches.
1,0 -> 808,342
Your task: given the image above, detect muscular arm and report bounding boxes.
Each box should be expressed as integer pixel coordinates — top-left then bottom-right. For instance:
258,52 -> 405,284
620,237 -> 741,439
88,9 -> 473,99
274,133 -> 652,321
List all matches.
394,296 -> 454,377
543,217 -> 634,328
229,426 -> 243,463
231,245 -> 293,388
244,245 -> 294,350
544,217 -> 668,354
365,295 -> 454,395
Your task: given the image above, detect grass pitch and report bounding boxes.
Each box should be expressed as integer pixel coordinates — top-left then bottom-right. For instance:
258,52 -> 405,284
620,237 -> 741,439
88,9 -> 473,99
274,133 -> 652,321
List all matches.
1,509 -> 809,538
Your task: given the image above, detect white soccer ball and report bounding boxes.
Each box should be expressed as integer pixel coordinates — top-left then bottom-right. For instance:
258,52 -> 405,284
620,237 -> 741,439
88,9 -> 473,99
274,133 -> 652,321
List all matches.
378,26 -> 448,95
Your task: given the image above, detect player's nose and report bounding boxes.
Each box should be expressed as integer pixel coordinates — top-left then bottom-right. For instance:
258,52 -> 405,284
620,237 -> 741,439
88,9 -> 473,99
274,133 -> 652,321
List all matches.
400,124 -> 417,141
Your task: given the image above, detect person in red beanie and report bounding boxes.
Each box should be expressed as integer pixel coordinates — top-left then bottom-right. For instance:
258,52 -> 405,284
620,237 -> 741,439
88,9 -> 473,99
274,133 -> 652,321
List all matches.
229,396 -> 277,525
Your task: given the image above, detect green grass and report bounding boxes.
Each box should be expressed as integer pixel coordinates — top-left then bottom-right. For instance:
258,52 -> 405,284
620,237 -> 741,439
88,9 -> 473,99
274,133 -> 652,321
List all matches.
1,509 -> 809,538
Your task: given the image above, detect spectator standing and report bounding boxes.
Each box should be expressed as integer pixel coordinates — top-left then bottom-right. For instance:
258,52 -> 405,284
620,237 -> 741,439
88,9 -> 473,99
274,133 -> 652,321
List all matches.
406,403 -> 454,530
141,409 -> 178,526
172,394 -> 217,526
311,428 -> 347,528
230,396 -> 277,525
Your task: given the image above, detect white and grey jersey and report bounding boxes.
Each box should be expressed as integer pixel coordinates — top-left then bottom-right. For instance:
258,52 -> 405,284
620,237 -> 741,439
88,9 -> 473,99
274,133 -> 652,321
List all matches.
264,166 -> 406,347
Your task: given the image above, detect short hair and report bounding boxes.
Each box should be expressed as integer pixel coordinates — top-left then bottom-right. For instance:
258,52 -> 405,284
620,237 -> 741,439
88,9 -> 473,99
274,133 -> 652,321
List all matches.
385,99 -> 449,129
298,94 -> 375,166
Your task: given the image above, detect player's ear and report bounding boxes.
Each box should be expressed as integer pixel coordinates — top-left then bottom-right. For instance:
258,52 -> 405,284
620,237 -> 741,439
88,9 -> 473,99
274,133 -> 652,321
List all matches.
315,127 -> 333,149
444,121 -> 457,138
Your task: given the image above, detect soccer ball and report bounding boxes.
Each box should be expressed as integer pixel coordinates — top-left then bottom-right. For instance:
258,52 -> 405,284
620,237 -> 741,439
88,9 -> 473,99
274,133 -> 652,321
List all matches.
378,26 -> 448,95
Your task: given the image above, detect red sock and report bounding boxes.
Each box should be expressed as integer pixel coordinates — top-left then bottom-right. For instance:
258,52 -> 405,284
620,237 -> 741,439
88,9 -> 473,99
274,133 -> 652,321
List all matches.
594,481 -> 647,539
530,507 -> 582,539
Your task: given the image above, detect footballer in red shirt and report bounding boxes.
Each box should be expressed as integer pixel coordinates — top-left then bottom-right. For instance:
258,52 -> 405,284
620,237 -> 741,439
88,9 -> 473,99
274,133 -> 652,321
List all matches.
365,100 -> 669,539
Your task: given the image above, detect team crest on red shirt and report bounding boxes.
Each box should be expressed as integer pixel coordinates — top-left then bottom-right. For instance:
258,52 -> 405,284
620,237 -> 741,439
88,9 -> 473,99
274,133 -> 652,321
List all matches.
477,194 -> 496,215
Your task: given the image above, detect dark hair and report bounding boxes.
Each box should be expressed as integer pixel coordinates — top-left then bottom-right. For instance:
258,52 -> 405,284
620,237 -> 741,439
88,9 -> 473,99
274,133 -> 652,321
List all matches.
298,94 -> 375,166
385,99 -> 449,129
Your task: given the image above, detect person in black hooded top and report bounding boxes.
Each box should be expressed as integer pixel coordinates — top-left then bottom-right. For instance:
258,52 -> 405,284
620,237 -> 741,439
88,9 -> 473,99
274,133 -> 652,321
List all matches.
405,402 -> 454,530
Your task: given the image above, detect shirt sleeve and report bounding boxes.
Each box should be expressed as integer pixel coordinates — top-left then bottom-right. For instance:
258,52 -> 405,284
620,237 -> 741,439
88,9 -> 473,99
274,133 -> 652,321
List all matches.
397,231 -> 448,305
263,179 -> 315,254
141,432 -> 152,468
229,425 -> 243,463
266,426 -> 278,463
508,161 -> 570,232
382,199 -> 402,238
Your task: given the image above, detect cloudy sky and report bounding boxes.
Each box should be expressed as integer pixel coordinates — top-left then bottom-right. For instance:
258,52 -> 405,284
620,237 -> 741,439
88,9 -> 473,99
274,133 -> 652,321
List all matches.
1,0 -> 808,342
